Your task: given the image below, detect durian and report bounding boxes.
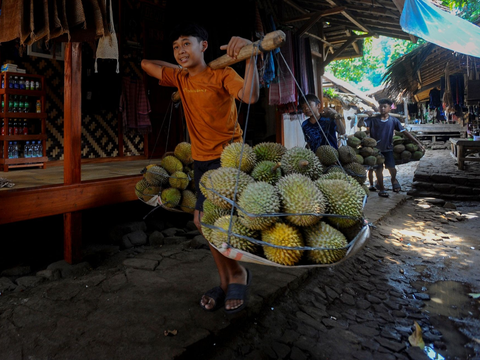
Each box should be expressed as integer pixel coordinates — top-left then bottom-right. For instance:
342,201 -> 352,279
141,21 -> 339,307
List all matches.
201,167 -> 254,210
250,161 -> 282,185
180,190 -> 197,213
220,142 -> 257,173
346,135 -> 361,149
361,137 -> 377,148
281,146 -> 323,180
412,151 -> 424,160
276,173 -> 325,227
304,221 -> 348,264
161,155 -> 183,174
169,171 -> 189,190
237,182 -> 280,230
135,179 -> 161,202
143,165 -> 169,187
210,215 -> 259,253
343,162 -> 367,185
160,187 -> 182,208
261,222 -> 304,266
174,142 -> 193,165
338,145 -> 357,164
253,142 -> 286,162
315,145 -> 339,167
314,179 -> 364,228
201,200 -> 229,241
354,131 -> 367,140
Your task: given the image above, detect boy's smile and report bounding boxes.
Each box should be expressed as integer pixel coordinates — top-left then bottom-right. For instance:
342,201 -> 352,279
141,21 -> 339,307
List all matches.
173,36 -> 207,70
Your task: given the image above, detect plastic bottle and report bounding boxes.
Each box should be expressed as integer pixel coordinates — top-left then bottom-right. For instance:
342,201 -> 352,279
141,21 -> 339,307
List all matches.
8,119 -> 13,135
24,141 -> 31,158
35,80 -> 40,91
13,119 -> 18,135
13,76 -> 19,89
7,142 -> 13,158
24,96 -> 30,113
25,79 -> 30,91
13,141 -> 19,158
36,100 -> 41,113
1,95 -> 4,112
1,119 -> 4,136
8,97 -> 13,113
37,141 -> 43,157
19,77 -> 25,90
8,76 -> 14,89
22,120 -> 28,135
13,96 -> 18,113
19,96 -> 24,112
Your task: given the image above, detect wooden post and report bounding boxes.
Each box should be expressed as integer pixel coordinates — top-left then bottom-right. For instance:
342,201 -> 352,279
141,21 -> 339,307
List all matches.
63,42 -> 83,264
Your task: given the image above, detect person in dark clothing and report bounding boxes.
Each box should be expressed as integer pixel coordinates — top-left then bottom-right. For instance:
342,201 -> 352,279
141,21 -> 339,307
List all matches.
299,94 -> 345,152
361,98 -> 424,197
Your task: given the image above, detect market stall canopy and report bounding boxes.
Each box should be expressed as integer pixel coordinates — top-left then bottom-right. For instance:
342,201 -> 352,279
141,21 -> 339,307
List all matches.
0,0 -> 109,45
400,0 -> 480,57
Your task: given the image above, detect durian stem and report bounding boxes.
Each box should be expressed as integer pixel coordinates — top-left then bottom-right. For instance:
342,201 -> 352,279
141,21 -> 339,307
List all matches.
298,160 -> 309,168
271,163 -> 281,173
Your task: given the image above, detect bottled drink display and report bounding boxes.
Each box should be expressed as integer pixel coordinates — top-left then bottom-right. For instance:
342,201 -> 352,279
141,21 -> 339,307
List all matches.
36,100 -> 41,113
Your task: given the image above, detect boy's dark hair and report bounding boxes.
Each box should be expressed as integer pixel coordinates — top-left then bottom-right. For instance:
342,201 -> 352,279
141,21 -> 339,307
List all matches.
378,98 -> 393,106
169,22 -> 208,43
299,94 -> 320,106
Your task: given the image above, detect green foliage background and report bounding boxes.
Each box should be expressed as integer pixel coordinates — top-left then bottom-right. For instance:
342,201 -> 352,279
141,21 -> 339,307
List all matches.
325,0 -> 479,91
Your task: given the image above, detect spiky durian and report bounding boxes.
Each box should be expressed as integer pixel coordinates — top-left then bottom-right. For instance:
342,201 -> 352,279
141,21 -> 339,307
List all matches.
304,221 -> 348,264
237,182 -> 280,230
338,145 -> 357,165
174,142 -> 193,165
276,173 -> 325,227
281,146 -> 323,180
314,179 -> 364,228
210,215 -> 259,253
169,171 -> 189,190
343,162 -> 367,185
143,164 -> 169,187
180,190 -> 197,213
160,187 -> 181,208
135,179 -> 161,202
315,145 -> 339,167
250,161 -> 282,185
200,167 -> 254,210
346,135 -> 362,149
201,199 -> 229,241
361,137 -> 377,148
262,222 -> 304,266
220,142 -> 257,173
161,155 -> 183,174
317,171 -> 367,202
253,142 -> 286,162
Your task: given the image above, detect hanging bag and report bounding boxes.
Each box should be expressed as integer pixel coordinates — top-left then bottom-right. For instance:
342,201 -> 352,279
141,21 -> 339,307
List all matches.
95,0 -> 119,73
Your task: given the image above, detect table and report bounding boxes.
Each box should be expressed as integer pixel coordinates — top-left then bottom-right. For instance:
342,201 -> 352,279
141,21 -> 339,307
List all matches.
406,124 -> 467,142
449,138 -> 480,170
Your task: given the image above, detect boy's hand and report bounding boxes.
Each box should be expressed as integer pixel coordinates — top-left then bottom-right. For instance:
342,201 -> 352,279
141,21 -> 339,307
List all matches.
220,37 -> 252,60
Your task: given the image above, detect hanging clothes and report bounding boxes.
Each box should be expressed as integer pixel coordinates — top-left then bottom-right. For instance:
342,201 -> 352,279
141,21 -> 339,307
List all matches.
269,31 -> 296,106
429,87 -> 441,109
119,77 -> 152,135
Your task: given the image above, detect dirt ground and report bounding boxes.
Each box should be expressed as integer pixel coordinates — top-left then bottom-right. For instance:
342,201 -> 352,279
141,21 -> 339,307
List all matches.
179,161 -> 480,360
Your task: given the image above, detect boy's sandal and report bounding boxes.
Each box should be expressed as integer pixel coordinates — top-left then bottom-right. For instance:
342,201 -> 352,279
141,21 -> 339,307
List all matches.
224,268 -> 252,315
200,286 -> 225,312
368,186 -> 377,191
392,182 -> 401,193
378,190 -> 389,198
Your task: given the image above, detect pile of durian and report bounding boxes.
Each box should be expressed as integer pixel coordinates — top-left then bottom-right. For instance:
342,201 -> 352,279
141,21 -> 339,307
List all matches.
135,142 -> 197,214
345,130 -> 384,168
392,130 -> 424,163
201,142 -> 368,266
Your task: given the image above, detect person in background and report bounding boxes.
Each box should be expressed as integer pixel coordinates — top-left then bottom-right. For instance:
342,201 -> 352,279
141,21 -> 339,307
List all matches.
361,98 -> 425,197
141,22 -> 259,313
299,93 -> 346,152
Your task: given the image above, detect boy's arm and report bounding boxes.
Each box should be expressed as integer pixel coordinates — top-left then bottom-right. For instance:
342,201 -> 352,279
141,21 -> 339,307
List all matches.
220,37 -> 259,104
323,108 -> 346,135
141,59 -> 179,80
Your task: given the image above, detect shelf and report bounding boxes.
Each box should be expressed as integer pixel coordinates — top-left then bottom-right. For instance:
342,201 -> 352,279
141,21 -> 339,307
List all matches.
0,89 -> 46,96
0,134 -> 46,141
0,112 -> 47,118
1,72 -> 44,79
0,156 -> 48,165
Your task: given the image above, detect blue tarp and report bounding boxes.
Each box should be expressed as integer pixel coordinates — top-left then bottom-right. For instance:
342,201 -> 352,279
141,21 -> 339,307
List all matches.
400,0 -> 480,58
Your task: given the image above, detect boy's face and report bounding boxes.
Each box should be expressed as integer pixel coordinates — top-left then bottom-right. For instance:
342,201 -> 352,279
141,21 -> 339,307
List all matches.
379,103 -> 392,115
301,101 -> 321,117
172,35 -> 207,68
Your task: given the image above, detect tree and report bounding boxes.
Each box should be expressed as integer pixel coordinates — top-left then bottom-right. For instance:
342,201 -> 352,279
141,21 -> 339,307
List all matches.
442,0 -> 480,22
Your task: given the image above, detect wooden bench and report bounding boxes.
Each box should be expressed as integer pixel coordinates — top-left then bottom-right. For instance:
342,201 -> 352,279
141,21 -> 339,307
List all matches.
406,124 -> 467,142
450,138 -> 480,170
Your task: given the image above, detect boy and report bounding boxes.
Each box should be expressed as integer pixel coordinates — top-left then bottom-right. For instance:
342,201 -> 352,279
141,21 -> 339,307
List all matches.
141,23 -> 259,313
299,93 -> 346,152
362,98 -> 424,197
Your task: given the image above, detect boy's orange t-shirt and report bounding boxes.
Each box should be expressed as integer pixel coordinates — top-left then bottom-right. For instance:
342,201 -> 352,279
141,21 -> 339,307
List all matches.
160,66 -> 245,161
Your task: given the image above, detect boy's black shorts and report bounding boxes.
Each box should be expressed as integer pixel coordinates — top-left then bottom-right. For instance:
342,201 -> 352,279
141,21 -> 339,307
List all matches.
194,158 -> 221,211
376,151 -> 396,170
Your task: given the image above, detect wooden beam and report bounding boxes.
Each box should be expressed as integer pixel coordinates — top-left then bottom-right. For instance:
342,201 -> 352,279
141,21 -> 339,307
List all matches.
312,50 -> 323,58
325,0 -> 372,33
323,36 -> 358,67
0,176 -> 142,225
346,30 -> 360,54
283,6 -> 345,24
